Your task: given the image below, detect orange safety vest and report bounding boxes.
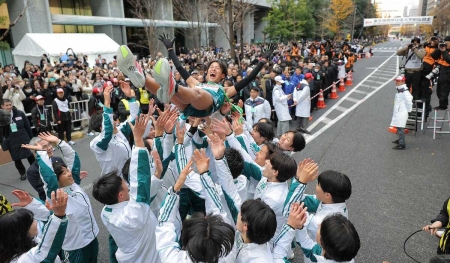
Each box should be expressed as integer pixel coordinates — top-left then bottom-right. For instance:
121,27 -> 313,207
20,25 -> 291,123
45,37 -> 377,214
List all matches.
438,54 -> 450,67
423,46 -> 436,66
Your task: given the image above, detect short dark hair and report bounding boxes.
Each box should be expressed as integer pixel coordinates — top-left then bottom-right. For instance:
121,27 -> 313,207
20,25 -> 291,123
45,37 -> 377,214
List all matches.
249,86 -> 260,93
121,159 -> 131,183
253,122 -> 274,143
258,118 -> 274,128
321,214 -> 360,261
224,148 -> 244,179
207,60 -> 227,76
52,162 -> 68,180
318,170 -> 352,203
270,151 -> 296,182
1,99 -> 12,105
291,131 -> 306,152
92,171 -> 123,205
264,142 -> 279,159
89,112 -> 103,133
240,199 -> 276,244
0,209 -> 36,263
181,212 -> 235,263
223,80 -> 233,87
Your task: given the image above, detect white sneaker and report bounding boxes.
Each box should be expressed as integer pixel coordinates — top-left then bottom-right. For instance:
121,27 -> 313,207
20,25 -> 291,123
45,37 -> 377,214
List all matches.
152,58 -> 176,104
69,141 -> 75,145
117,45 -> 145,88
87,132 -> 94,136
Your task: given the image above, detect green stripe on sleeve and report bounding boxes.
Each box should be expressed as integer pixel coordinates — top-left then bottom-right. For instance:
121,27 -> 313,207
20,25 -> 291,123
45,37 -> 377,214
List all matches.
136,149 -> 151,204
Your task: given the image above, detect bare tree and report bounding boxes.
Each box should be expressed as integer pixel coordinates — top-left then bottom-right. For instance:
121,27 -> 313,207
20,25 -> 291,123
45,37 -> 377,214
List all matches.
127,0 -> 158,56
173,0 -> 209,49
0,0 -> 35,49
209,0 -> 257,61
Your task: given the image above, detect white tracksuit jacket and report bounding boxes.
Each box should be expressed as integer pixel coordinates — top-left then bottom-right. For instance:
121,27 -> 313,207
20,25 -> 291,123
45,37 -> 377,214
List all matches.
226,132 -> 307,245
101,147 -> 161,263
244,96 -> 271,131
272,85 -> 292,121
297,194 -> 349,263
27,141 -> 99,251
11,214 -> 68,263
90,103 -> 137,176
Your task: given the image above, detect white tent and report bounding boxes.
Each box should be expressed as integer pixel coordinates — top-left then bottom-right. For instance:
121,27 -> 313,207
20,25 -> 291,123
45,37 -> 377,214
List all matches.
12,33 -> 120,71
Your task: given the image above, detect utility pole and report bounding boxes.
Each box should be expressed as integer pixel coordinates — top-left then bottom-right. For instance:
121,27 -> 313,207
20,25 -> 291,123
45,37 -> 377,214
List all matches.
351,6 -> 356,41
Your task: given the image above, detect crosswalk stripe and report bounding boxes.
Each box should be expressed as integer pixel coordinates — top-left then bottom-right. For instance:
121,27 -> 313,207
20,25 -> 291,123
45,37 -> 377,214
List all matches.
353,89 -> 368,95
345,97 -> 360,103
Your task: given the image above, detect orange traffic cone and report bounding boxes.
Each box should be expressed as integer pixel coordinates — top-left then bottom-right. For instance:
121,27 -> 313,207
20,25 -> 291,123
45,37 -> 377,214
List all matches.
345,71 -> 353,86
388,126 -> 409,134
316,89 -> 326,109
330,82 -> 339,99
358,53 -> 361,59
338,78 -> 346,92
366,52 -> 371,58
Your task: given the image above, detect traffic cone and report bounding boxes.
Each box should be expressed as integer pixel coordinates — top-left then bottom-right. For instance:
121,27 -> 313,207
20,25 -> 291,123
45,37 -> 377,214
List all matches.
366,52 -> 371,58
330,82 -> 339,99
316,89 -> 326,109
388,126 -> 409,134
358,53 -> 361,59
345,72 -> 353,86
338,78 -> 346,92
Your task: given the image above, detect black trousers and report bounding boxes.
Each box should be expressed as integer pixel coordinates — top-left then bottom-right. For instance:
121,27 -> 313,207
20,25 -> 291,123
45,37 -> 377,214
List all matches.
57,120 -> 72,141
14,155 -> 35,176
405,71 -> 421,100
437,66 -> 450,107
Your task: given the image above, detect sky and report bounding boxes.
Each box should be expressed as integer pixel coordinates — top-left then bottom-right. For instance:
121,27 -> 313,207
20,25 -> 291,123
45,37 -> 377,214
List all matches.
376,0 -> 420,10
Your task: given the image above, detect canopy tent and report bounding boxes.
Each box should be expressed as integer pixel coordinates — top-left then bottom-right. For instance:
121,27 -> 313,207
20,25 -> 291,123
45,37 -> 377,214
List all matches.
12,33 -> 120,71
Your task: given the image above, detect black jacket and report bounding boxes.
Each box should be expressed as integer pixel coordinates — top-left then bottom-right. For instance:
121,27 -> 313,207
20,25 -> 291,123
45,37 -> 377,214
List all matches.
0,107 -> 33,160
31,105 -> 52,133
265,78 -> 276,107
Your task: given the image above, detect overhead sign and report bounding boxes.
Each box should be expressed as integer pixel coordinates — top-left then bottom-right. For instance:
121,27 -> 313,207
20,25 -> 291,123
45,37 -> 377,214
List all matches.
363,16 -> 434,27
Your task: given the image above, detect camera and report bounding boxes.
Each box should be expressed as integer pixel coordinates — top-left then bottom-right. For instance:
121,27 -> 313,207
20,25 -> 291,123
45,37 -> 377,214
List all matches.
399,66 -> 405,76
426,65 -> 440,80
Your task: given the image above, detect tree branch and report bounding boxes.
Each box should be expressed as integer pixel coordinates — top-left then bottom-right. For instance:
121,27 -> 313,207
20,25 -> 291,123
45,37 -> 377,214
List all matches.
0,0 -> 33,42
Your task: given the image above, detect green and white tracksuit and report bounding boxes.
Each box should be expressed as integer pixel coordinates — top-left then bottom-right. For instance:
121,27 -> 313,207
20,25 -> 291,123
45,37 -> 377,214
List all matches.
297,195 -> 349,263
90,104 -> 137,176
101,146 -> 161,263
28,140 -> 99,259
226,132 -> 307,245
156,172 -> 231,263
11,214 -> 68,263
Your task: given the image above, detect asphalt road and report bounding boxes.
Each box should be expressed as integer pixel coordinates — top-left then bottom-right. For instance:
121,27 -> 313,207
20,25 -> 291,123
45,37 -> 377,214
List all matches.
1,39 -> 449,263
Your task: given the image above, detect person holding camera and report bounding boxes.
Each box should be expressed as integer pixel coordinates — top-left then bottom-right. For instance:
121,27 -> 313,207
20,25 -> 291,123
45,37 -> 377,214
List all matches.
431,36 -> 450,110
396,37 -> 425,101
421,36 -> 439,116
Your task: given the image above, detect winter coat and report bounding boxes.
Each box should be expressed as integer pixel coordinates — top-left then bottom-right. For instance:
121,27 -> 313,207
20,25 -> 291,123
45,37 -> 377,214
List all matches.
390,84 -> 413,128
294,80 -> 311,117
3,88 -> 26,112
0,107 -> 33,160
272,85 -> 292,121
31,105 -> 52,133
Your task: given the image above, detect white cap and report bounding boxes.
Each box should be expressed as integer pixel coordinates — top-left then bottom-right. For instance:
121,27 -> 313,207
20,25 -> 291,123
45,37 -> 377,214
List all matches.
274,76 -> 285,83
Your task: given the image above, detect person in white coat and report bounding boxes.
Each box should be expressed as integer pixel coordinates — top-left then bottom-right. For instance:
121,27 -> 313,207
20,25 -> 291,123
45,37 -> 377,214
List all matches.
3,84 -> 26,112
337,57 -> 347,81
92,115 -> 162,263
390,76 -> 413,150
293,74 -> 312,134
244,87 -> 271,131
272,75 -> 292,136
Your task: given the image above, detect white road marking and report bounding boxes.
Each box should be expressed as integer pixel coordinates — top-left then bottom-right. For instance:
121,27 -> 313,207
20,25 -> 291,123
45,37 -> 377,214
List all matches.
306,53 -> 398,144
321,117 -> 332,124
82,182 -> 93,191
335,106 -> 348,112
345,97 -> 360,103
353,90 -> 369,95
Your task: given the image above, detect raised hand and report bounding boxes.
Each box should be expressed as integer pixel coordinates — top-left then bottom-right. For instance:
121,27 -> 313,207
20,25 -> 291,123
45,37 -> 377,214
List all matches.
296,159 -> 319,184
158,33 -> 176,50
22,143 -> 43,151
261,43 -> 277,59
176,121 -> 186,144
147,98 -> 157,117
164,110 -> 179,134
51,189 -> 68,217
152,150 -> 163,179
38,132 -> 60,144
80,171 -> 88,180
220,102 -> 232,115
287,202 -> 308,229
192,149 -> 210,174
129,114 -> 148,147
119,79 -> 132,98
231,118 -> 243,135
11,190 -> 33,207
211,118 -> 232,137
207,133 -> 225,159
174,159 -> 193,192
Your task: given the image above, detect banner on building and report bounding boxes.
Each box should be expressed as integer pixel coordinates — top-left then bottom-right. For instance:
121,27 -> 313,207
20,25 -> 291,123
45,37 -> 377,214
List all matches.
363,16 -> 434,27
